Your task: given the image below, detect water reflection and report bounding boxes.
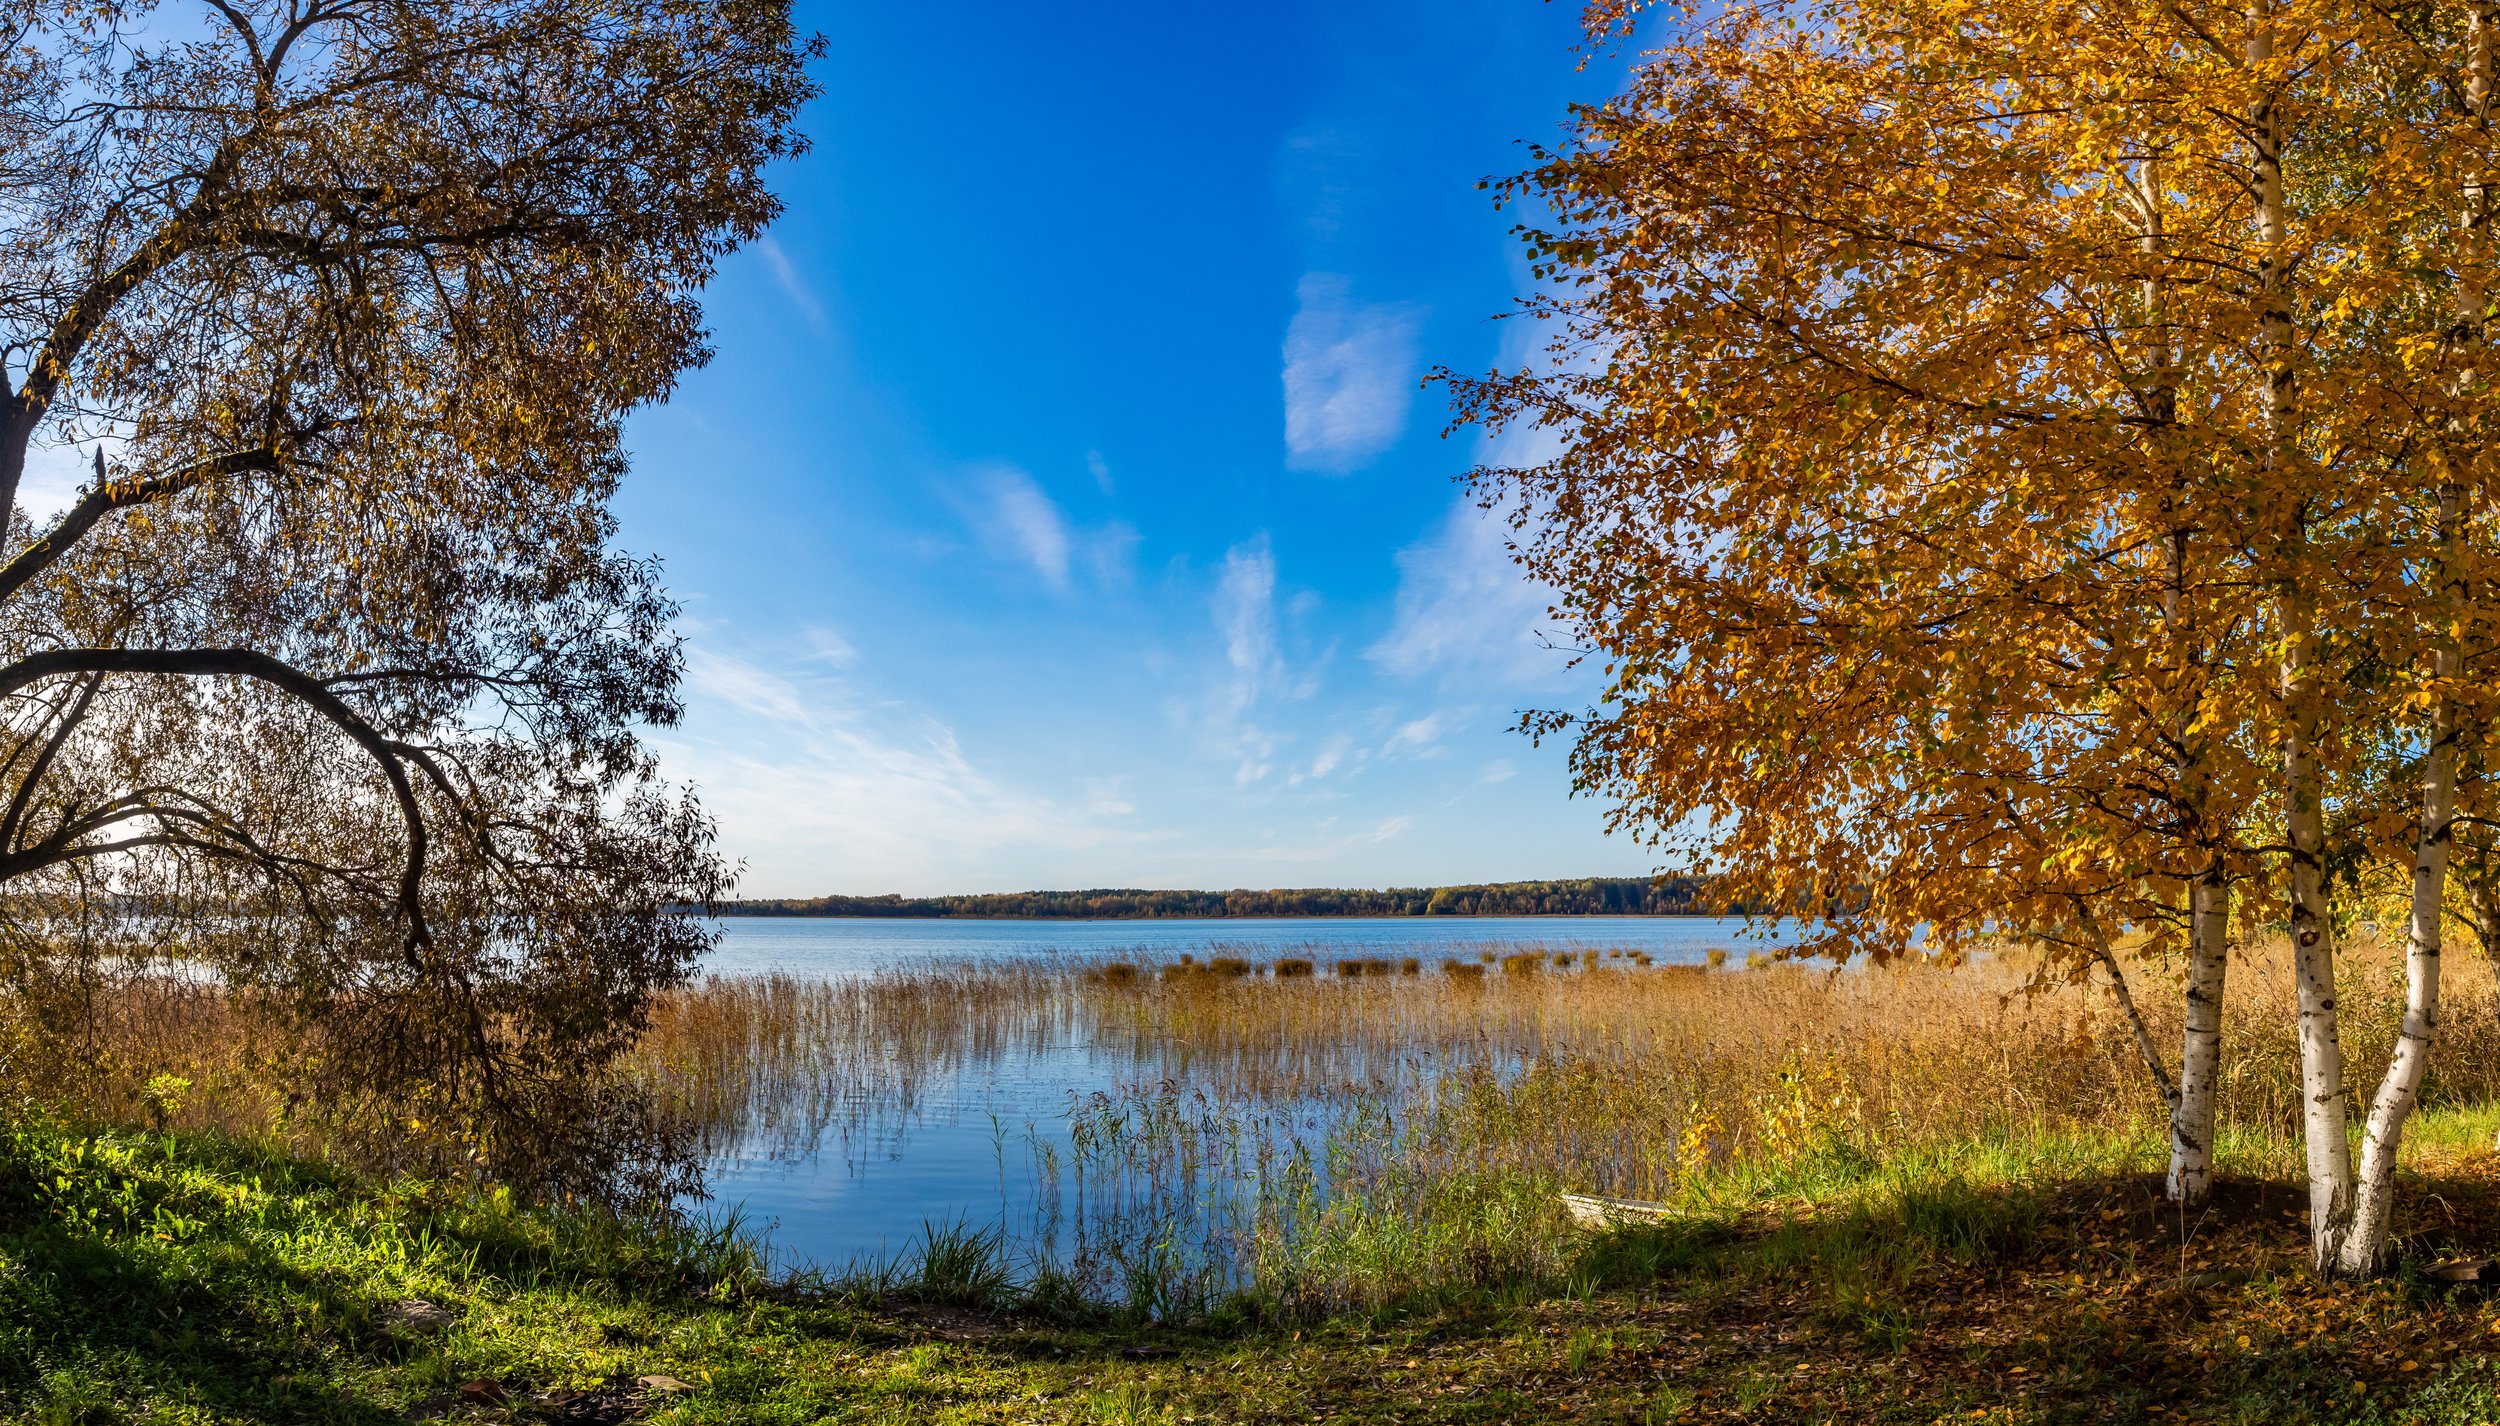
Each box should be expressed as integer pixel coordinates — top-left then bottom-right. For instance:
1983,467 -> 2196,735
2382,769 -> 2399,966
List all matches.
659,918 -> 1774,1282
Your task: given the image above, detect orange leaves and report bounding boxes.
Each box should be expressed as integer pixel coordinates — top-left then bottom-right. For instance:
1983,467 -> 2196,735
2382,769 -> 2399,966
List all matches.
1452,0 -> 2500,963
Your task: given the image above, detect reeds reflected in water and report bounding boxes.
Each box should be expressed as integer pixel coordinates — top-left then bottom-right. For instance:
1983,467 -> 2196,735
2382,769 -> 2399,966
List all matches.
39,936 -> 2500,1315
626,939 -> 2500,1312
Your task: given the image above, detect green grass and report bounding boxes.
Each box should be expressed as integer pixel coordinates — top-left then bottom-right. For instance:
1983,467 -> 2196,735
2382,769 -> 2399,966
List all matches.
18,1110 -> 2500,1423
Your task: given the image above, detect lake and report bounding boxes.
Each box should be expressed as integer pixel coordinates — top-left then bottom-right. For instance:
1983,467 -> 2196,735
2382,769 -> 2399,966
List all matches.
696,913 -> 1795,978
691,915 -> 1784,1279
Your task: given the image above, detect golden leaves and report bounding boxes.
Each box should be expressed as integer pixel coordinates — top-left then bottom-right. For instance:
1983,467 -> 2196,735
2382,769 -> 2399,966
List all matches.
1462,0 -> 2500,959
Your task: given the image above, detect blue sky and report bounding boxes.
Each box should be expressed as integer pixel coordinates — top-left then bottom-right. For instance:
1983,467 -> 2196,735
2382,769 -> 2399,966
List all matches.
609,0 -> 1656,898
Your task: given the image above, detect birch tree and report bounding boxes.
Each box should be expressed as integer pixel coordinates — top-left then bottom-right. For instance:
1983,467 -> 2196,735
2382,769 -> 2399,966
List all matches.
1462,0 -> 2500,1262
2312,0 -> 2500,1272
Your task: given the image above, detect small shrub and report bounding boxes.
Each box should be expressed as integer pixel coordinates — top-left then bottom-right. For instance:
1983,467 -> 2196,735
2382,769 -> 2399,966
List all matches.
1100,963 -> 1140,985
1400,957 -> 1422,975
1706,949 -> 1729,970
1275,958 -> 1314,978
1500,953 -> 1543,976
1444,961 -> 1485,980
1207,957 -> 1252,977
141,1073 -> 192,1132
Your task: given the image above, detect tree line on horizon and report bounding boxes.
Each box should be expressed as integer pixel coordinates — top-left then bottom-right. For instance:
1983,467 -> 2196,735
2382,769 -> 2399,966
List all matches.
712,876 -> 1712,920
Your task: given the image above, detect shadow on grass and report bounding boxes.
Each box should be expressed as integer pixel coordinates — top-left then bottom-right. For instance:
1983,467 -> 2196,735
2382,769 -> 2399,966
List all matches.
1522,1159 -> 2500,1424
23,1120 -> 2500,1425
0,1216 -> 408,1424
0,1122 -> 747,1424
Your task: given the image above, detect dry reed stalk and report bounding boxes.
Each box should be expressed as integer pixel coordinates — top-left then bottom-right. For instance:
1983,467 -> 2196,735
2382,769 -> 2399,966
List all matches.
18,937 -> 2496,1201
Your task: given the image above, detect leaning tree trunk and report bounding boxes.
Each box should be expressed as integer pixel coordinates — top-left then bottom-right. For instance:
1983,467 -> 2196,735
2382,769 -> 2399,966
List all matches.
2071,899 -> 2180,1115
2341,540 -> 2458,1271
2340,0 -> 2495,1263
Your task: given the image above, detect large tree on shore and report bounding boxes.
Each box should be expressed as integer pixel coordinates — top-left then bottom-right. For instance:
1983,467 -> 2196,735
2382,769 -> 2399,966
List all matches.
1462,0 -> 2500,1272
0,0 -> 810,1198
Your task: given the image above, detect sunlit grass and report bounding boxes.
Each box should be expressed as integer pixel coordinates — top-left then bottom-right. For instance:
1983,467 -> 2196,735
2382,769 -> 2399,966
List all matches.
14,940 -> 2500,1418
23,934 -> 2500,1315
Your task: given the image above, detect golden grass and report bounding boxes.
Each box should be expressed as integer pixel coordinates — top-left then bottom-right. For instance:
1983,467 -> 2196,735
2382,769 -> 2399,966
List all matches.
22,934 -> 2500,1230
608,937 -> 2500,1199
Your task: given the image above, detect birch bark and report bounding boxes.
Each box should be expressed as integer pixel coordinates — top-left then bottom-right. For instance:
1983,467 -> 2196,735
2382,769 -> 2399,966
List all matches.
2338,5 -> 2494,1254
2130,151 -> 2231,1206
2171,871 -> 2229,1203
2340,492 -> 2460,1272
2338,0 -> 2495,1268
2246,1 -> 2357,1270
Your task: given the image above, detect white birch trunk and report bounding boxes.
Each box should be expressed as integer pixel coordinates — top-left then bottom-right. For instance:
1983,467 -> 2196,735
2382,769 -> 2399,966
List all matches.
2169,870 -> 2228,1203
2129,152 -> 2229,1207
2284,603 -> 2355,1271
2338,2 -> 2493,1257
2247,2 -> 2357,1271
2339,521 -> 2458,1271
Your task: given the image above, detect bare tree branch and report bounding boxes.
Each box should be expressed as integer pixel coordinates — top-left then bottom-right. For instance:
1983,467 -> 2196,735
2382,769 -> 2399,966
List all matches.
0,646 -> 427,949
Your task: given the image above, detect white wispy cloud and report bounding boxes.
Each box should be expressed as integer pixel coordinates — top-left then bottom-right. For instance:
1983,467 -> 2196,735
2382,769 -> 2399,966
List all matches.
985,465 -> 1073,588
1218,538 -> 1279,687
1384,713 -> 1448,757
1292,732 -> 1355,786
1282,273 -> 1422,473
687,645 -> 813,726
802,626 -> 858,667
961,464 -> 1134,593
1084,777 -> 1137,816
756,235 -> 827,331
661,645 -> 1133,896
1368,497 -> 1582,693
1211,535 -> 1286,786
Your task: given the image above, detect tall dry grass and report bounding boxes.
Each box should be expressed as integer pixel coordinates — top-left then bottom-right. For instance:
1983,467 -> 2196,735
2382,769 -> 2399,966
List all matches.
625,941 -> 2500,1187
19,936 -> 2500,1310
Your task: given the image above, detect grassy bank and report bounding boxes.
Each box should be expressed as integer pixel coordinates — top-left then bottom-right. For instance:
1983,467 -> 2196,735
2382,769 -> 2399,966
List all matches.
18,1111 -> 2500,1423
24,943 -> 2500,1419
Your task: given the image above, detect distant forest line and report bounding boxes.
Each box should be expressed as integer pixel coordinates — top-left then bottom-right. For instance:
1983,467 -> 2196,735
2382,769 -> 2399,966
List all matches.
708,877 -> 1724,919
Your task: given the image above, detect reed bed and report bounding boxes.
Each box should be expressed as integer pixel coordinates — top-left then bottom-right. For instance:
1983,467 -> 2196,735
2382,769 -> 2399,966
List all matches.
636,941 -> 2500,1162
20,936 -> 2500,1313
619,939 -> 2500,1308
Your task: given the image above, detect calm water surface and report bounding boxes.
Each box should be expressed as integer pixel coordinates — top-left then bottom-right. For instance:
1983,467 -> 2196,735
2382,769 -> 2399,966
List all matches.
694,915 -> 1779,1273
696,914 -> 1788,977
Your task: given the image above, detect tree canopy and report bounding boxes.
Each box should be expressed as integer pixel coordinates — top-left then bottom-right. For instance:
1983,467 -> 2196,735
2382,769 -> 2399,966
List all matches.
0,0 -> 813,1199
1464,0 -> 2500,1271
